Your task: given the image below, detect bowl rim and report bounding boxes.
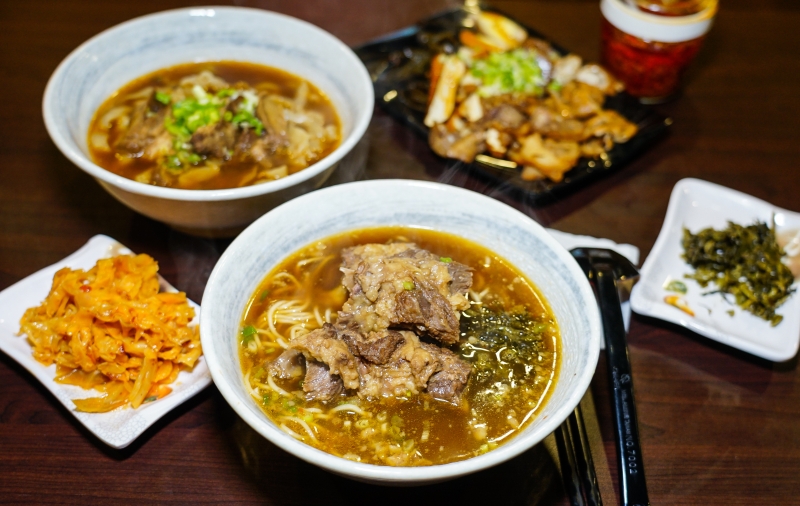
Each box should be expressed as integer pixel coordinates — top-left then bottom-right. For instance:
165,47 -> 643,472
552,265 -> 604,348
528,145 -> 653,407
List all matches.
42,5 -> 374,202
200,179 -> 601,483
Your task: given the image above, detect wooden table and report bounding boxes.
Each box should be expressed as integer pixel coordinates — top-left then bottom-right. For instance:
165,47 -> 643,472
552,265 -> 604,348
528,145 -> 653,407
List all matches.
2,1 -> 799,504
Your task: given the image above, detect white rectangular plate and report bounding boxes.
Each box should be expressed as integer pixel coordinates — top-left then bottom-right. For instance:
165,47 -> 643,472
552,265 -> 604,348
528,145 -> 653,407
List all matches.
0,235 -> 211,448
630,178 -> 800,361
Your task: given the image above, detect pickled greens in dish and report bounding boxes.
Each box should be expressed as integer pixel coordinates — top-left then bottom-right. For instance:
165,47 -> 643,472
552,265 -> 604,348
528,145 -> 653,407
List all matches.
682,221 -> 796,326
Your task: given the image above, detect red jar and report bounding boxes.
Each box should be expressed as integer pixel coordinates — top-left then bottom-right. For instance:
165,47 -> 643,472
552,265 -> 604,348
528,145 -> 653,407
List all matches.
600,0 -> 717,103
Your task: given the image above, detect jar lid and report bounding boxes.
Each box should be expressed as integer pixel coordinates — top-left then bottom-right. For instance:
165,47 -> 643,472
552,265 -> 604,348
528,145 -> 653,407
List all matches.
601,0 -> 717,43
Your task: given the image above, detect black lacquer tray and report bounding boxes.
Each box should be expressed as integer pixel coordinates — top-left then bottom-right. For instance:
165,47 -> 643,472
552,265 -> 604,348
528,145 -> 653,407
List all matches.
354,6 -> 671,204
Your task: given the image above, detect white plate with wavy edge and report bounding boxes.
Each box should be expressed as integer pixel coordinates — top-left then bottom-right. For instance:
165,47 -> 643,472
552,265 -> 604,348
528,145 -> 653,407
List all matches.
630,178 -> 800,362
0,235 -> 211,448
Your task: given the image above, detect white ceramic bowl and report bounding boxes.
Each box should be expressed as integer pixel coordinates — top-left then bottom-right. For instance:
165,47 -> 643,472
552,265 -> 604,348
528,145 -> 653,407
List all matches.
43,6 -> 373,237
200,180 -> 602,485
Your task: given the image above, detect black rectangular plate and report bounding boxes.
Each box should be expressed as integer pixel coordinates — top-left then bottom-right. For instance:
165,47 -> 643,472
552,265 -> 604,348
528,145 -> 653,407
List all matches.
354,6 -> 671,204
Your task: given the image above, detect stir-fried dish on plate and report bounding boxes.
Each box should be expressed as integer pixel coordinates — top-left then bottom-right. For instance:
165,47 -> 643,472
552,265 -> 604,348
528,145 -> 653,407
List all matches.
424,9 -> 638,183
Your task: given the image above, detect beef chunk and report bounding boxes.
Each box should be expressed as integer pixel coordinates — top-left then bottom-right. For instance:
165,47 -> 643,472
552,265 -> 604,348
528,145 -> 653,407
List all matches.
303,360 -> 344,401
340,325 -> 405,365
190,120 -> 237,159
353,330 -> 472,404
115,96 -> 168,157
289,243 -> 476,405
233,128 -> 285,164
447,261 -> 473,296
289,323 -> 359,390
268,348 -> 304,380
356,331 -> 429,398
338,243 -> 471,344
426,347 -> 472,404
393,281 -> 461,344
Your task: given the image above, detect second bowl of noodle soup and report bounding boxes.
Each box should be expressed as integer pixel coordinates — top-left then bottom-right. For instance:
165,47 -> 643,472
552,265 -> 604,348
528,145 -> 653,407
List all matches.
43,7 -> 373,236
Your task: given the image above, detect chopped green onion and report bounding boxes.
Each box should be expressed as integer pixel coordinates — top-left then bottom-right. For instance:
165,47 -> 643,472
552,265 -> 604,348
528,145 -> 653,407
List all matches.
259,289 -> 270,301
230,110 -> 264,135
144,396 -> 158,403
262,394 -> 271,405
154,91 -> 171,105
471,48 -> 546,97
439,257 -> 452,263
403,281 -> 415,291
241,324 -> 257,344
165,155 -> 181,169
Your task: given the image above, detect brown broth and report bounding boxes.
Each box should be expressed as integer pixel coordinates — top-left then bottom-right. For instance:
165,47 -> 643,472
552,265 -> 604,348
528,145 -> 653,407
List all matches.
88,61 -> 341,190
239,227 -> 559,466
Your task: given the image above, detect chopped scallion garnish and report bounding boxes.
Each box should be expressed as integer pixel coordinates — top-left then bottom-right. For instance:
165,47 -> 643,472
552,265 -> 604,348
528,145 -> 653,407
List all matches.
154,91 -> 171,105
241,324 -> 257,344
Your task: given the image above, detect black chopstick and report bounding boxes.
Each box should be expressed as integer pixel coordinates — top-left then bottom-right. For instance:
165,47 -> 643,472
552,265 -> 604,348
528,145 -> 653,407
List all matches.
571,248 -> 650,506
571,404 -> 603,506
556,405 -> 603,506
555,412 -> 585,506
594,267 -> 650,506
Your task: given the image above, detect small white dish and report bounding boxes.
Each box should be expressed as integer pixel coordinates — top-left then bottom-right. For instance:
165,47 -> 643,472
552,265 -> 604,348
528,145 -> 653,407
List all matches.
0,235 -> 211,448
630,178 -> 800,361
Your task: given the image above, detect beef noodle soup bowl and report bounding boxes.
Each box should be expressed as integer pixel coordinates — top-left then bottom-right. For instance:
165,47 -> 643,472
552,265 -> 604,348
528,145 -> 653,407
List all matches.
201,180 -> 602,485
43,7 -> 373,236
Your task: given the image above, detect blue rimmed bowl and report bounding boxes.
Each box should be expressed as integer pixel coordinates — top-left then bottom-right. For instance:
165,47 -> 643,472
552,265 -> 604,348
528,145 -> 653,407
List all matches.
43,6 -> 373,237
200,179 -> 602,485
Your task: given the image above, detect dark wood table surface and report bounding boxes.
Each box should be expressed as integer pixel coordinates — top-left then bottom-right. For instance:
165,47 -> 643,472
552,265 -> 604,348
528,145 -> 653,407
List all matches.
2,1 -> 799,504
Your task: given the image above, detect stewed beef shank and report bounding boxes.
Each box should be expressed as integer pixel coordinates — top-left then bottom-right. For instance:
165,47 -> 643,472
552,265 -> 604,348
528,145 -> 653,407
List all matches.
338,243 -> 472,344
275,243 -> 473,405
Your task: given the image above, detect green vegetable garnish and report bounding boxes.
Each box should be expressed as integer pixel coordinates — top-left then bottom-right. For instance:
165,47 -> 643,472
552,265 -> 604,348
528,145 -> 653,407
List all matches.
154,91 -> 171,105
241,324 -> 257,344
664,280 -> 688,294
171,98 -> 222,133
439,257 -> 452,263
230,109 -> 264,135
682,220 -> 795,326
459,305 -> 551,388
144,396 -> 158,403
470,48 -> 546,97
403,281 -> 415,291
259,289 -> 270,301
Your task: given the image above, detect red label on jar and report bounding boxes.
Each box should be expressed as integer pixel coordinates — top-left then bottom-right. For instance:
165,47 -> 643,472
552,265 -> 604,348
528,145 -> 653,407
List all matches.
600,18 -> 704,100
